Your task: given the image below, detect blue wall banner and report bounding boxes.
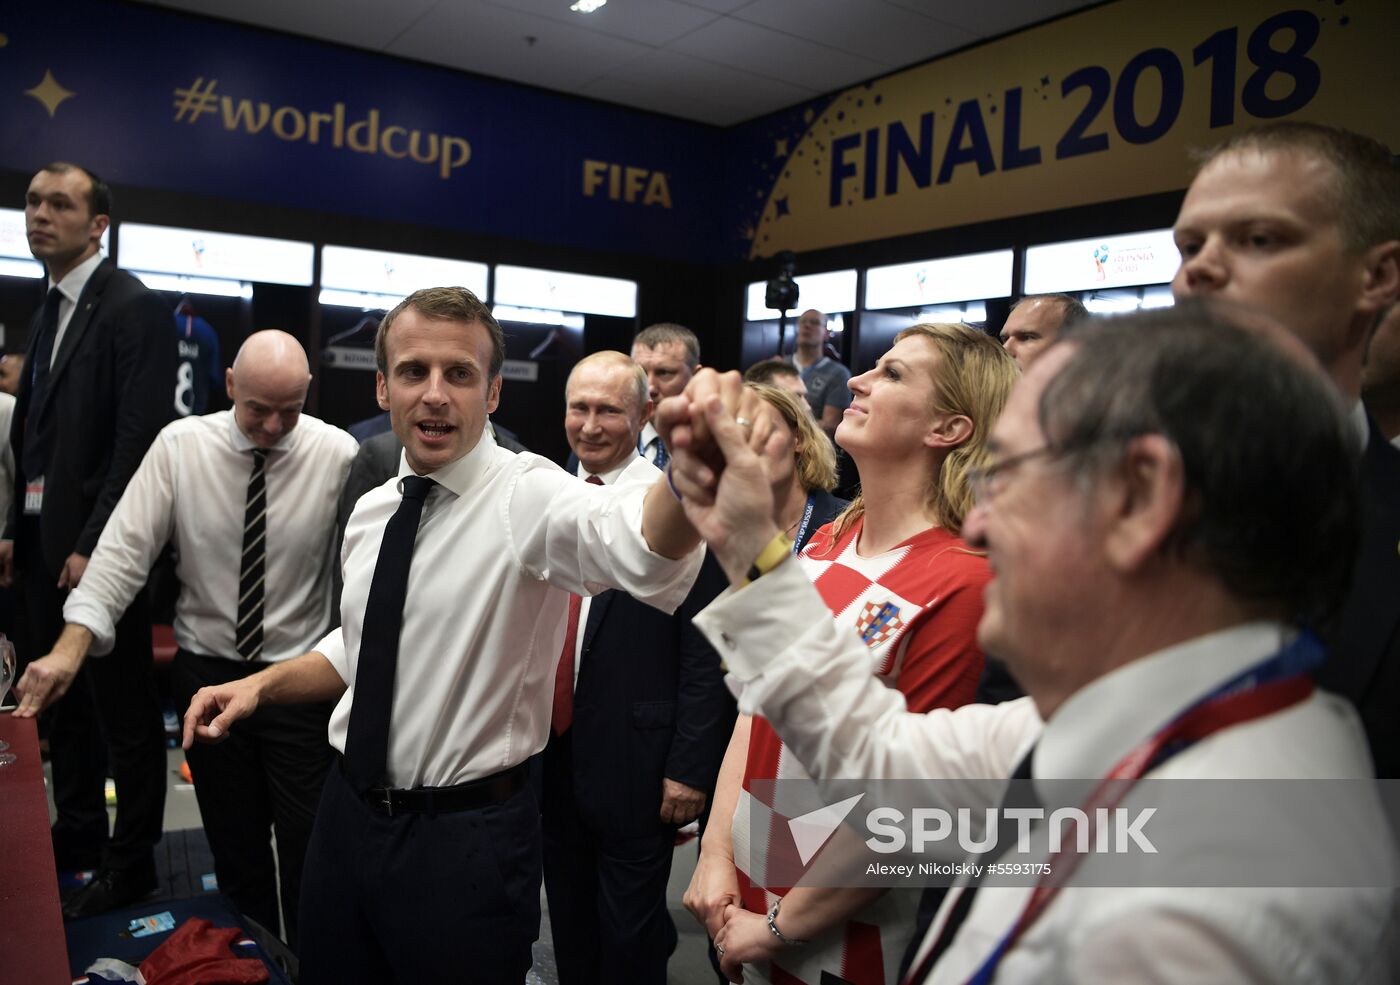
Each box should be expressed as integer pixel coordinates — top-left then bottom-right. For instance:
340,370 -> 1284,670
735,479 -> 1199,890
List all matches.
0,0 -> 721,261
1,0 -> 1396,264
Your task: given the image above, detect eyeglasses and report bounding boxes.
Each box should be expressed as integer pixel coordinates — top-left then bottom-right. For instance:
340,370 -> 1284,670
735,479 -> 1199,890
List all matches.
967,446 -> 1061,505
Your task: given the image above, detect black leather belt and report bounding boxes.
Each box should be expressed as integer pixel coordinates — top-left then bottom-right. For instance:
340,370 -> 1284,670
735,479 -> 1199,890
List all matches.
346,760 -> 528,817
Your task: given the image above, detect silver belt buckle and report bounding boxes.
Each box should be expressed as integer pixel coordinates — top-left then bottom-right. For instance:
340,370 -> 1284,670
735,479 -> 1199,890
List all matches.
380,788 -> 394,817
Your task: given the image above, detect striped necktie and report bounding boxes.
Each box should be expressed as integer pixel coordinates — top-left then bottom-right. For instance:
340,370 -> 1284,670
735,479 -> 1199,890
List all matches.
236,448 -> 269,661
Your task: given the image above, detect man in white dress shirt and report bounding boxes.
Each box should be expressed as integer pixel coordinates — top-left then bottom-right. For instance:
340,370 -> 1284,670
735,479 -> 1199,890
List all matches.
180,288 -> 728,983
662,305 -> 1396,984
15,330 -> 357,946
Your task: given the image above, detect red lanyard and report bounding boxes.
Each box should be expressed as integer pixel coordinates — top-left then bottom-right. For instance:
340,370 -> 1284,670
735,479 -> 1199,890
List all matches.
982,673 -> 1315,975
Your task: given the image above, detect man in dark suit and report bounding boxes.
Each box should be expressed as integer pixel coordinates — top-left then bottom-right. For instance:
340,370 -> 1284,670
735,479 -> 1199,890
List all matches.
0,162 -> 175,914
543,351 -> 733,984
1171,123 -> 1400,776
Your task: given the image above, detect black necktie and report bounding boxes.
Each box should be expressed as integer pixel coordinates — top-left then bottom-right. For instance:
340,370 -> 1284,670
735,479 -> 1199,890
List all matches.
343,475 -> 435,793
902,747 -> 1039,984
21,287 -> 63,480
236,449 -> 269,660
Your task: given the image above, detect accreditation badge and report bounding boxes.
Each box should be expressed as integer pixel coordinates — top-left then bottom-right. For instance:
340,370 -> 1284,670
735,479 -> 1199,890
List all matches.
23,476 -> 43,515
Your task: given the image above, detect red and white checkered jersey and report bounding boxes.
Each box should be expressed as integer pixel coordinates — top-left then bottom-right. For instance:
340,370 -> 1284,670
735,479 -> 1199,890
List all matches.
733,517 -> 990,985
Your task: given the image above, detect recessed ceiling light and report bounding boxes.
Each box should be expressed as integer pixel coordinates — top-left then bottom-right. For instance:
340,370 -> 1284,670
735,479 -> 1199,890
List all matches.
570,0 -> 607,12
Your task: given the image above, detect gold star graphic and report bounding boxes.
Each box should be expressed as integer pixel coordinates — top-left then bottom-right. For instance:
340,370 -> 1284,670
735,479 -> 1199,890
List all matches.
774,138 -> 789,157
26,70 -> 76,118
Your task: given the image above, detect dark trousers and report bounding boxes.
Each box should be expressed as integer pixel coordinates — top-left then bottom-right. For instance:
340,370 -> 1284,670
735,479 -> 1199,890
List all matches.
298,762 -> 542,985
540,730 -> 677,985
170,649 -> 333,949
20,522 -> 166,872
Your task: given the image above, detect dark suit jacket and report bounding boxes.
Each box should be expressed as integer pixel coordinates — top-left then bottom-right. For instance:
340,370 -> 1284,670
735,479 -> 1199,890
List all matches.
567,553 -> 734,835
1317,422 -> 1400,777
798,488 -> 848,552
7,259 -> 174,573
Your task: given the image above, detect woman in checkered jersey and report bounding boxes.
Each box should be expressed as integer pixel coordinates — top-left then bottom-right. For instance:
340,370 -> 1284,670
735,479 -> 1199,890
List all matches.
686,324 -> 1019,985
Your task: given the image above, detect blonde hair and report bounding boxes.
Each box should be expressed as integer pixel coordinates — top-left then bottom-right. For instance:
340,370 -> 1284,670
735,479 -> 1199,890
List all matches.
834,323 -> 1018,537
748,383 -> 838,492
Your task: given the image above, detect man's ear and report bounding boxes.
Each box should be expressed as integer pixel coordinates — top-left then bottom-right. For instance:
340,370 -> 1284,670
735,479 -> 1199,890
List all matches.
485,374 -> 502,414
225,367 -> 236,402
639,397 -> 656,427
1360,240 -> 1400,318
376,371 -> 389,411
1102,434 -> 1184,573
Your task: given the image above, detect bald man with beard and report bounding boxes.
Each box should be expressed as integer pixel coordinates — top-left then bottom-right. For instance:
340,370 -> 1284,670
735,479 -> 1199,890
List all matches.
16,330 -> 358,943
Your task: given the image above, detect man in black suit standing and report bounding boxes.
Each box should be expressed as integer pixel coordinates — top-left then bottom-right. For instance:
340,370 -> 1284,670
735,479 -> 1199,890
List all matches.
545,351 -> 733,984
1171,123 -> 1400,776
1,162 -> 175,914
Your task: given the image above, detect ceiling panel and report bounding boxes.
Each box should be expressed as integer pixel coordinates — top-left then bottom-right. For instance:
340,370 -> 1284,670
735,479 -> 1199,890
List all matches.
733,0 -> 979,66
389,0 -> 654,91
668,15 -> 886,92
479,0 -> 722,47
143,0 -> 441,49
671,0 -> 758,13
132,0 -> 1105,125
883,0 -> 1093,38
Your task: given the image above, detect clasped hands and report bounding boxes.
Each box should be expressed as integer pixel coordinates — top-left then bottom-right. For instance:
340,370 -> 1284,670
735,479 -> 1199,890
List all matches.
684,851 -> 784,982
654,369 -> 787,586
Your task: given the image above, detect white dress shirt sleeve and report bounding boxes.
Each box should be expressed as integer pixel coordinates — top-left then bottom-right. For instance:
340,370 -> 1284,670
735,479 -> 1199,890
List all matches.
64,431 -> 179,656
504,456 -> 701,614
693,557 -> 1042,785
313,625 -> 349,684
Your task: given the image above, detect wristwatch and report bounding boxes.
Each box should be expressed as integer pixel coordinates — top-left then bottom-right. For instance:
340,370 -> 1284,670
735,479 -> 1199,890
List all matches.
744,530 -> 794,586
766,897 -> 809,947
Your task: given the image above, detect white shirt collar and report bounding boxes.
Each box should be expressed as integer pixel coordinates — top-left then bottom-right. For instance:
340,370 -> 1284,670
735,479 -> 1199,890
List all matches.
1349,400 -> 1371,452
1033,621 -> 1293,793
51,250 -> 104,305
226,409 -> 299,454
576,449 -> 639,485
638,421 -> 660,452
395,424 -> 497,498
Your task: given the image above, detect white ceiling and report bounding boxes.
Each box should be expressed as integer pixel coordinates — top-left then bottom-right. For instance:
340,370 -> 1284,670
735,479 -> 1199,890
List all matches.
132,0 -> 1100,126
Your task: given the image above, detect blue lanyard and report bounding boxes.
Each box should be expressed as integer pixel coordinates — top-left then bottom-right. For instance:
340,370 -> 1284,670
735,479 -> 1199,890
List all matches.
792,494 -> 817,555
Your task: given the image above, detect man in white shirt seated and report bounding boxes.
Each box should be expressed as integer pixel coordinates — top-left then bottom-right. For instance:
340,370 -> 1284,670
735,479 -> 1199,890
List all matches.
15,330 -> 358,946
177,288 -> 734,984
661,303 -> 1397,984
